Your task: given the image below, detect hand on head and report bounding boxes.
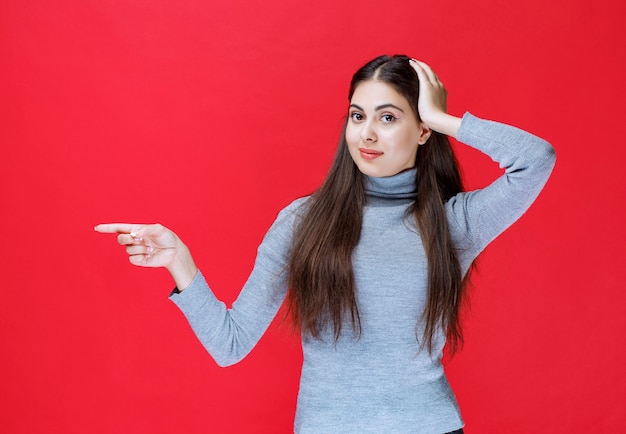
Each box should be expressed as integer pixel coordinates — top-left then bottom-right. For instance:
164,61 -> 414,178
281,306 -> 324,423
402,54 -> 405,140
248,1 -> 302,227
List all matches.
409,59 -> 448,126
409,59 -> 460,138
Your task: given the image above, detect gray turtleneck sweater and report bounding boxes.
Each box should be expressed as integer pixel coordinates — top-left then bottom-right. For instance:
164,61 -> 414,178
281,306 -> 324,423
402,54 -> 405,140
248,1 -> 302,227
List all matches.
170,113 -> 556,433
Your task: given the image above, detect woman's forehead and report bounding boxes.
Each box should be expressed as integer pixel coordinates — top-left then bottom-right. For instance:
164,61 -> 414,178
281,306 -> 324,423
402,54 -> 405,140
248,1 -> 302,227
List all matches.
350,80 -> 412,110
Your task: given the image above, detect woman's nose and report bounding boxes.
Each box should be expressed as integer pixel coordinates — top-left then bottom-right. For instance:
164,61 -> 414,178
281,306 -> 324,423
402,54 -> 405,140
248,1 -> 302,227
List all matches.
361,122 -> 377,143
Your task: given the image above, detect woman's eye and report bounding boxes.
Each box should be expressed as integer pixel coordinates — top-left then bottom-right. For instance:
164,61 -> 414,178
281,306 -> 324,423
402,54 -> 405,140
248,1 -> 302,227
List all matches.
381,114 -> 397,123
350,112 -> 363,121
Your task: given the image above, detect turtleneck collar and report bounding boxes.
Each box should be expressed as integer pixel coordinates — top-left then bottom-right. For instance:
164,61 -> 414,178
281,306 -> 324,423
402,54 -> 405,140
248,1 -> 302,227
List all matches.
364,168 -> 418,201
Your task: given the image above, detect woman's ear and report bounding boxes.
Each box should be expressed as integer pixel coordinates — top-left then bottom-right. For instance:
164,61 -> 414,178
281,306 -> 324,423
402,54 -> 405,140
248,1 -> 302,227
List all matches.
417,124 -> 432,145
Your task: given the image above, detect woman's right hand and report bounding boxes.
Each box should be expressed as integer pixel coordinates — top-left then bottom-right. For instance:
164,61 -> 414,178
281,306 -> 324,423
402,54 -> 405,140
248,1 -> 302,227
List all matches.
95,223 -> 198,291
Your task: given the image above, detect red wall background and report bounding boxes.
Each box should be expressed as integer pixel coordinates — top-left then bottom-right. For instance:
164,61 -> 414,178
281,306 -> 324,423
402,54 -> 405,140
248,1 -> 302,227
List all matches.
1,0 -> 624,432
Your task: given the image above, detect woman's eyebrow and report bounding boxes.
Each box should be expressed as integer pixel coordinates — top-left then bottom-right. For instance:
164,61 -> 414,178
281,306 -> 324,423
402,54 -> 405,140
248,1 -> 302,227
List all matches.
349,103 -> 404,113
375,103 -> 404,113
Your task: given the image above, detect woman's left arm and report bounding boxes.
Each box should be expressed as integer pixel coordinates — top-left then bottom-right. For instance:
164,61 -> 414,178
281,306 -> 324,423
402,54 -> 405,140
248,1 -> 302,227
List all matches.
410,59 -> 556,256
448,113 -> 556,255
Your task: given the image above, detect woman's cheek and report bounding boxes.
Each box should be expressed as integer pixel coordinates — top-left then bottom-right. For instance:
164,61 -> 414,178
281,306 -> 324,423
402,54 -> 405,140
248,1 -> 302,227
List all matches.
345,129 -> 361,154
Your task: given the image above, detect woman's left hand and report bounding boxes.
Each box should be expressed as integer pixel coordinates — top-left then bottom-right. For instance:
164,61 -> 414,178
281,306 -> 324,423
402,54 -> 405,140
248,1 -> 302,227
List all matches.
409,59 -> 461,138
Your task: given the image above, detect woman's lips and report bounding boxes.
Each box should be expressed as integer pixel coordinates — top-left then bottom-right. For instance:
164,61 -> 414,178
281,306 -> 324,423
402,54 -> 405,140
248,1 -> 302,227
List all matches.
359,148 -> 383,160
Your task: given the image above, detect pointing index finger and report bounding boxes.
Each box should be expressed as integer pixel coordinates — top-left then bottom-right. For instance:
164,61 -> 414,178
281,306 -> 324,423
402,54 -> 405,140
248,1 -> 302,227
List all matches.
94,223 -> 139,234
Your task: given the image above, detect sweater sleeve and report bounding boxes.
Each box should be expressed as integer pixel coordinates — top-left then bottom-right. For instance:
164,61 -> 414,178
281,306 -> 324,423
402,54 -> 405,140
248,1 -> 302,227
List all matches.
447,112 -> 556,267
168,198 -> 306,367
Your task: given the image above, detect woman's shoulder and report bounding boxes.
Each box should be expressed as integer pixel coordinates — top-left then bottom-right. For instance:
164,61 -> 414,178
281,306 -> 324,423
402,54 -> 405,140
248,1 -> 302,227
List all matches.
277,195 -> 311,219
282,195 -> 311,212
259,195 -> 312,252
267,195 -> 312,234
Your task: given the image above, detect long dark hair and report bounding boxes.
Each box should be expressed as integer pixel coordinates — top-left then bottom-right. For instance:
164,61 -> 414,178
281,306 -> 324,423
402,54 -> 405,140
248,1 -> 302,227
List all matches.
287,54 -> 469,354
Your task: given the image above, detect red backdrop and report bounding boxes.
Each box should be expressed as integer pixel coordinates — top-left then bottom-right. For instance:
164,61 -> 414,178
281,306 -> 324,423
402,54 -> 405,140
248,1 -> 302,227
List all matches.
1,0 -> 624,432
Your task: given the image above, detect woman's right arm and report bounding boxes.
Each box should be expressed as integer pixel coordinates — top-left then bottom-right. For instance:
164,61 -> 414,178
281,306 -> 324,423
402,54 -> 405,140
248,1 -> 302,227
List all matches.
95,199 -> 304,367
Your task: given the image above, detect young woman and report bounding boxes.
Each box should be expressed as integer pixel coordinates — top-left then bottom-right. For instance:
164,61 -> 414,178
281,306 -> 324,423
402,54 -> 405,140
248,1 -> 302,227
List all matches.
96,55 -> 556,433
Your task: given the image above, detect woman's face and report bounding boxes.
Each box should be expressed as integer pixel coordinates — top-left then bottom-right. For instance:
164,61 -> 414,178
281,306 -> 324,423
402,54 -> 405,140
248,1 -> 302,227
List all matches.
346,80 -> 431,178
